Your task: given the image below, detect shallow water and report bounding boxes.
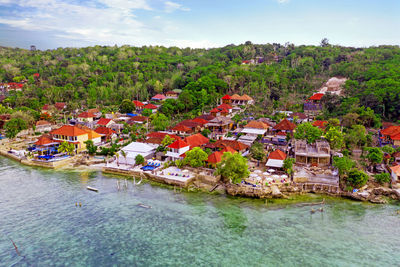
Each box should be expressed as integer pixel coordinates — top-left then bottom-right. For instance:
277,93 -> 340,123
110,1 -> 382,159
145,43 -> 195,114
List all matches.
0,157 -> 400,267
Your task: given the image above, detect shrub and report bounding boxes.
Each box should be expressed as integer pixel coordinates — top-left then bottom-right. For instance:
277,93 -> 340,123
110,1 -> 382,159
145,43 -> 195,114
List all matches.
374,173 -> 391,185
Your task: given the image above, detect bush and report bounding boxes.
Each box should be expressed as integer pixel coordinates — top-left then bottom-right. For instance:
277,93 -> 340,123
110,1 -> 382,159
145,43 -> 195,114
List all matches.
346,168 -> 369,188
374,173 -> 391,185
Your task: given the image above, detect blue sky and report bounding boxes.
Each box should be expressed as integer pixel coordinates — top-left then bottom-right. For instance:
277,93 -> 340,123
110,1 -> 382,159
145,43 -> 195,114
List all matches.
0,0 -> 399,49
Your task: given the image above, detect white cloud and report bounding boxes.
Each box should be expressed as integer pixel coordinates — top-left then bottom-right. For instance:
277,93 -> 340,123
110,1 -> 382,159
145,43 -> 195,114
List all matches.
277,0 -> 289,3
164,1 -> 190,13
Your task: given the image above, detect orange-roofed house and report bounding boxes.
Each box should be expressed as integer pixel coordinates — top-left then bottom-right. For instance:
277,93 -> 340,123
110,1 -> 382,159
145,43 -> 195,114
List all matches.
380,125 -> 400,147
184,133 -> 209,149
265,149 -> 287,169
273,119 -> 297,133
207,151 -> 223,168
151,94 -> 166,101
165,91 -> 179,99
220,146 -> 237,154
166,139 -> 190,160
77,111 -> 95,123
230,94 -> 254,105
50,125 -> 89,152
84,129 -> 102,145
35,120 -> 52,132
97,118 -> 114,128
390,165 -> 400,182
242,120 -> 270,136
34,135 -> 59,155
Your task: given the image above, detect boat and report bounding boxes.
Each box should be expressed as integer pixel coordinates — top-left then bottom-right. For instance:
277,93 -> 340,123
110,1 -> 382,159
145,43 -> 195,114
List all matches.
137,203 -> 152,209
86,186 -> 99,192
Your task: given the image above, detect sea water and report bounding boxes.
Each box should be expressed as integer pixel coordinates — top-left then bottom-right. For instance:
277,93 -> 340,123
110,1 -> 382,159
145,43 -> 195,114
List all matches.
0,157 -> 399,267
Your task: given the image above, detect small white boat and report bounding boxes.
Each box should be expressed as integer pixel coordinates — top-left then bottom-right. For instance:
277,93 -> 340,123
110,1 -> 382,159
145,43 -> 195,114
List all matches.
137,203 -> 152,209
86,186 -> 99,192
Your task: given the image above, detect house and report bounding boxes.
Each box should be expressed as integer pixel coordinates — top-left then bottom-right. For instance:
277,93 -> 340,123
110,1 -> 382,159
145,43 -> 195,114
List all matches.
205,116 -> 234,138
34,135 -> 59,155
207,151 -> 223,168
294,140 -> 331,167
54,102 -> 67,111
127,116 -> 148,125
210,140 -> 249,153
166,139 -> 190,160
174,120 -> 203,133
151,94 -> 166,102
242,121 -> 270,136
84,129 -> 102,145
35,120 -> 52,133
97,118 -> 114,128
191,118 -> 209,126
273,119 -> 297,134
210,107 -> 229,117
143,103 -> 158,113
95,126 -> 116,142
196,114 -> 215,121
380,125 -> 400,147
132,100 -> 145,110
221,94 -> 232,105
230,94 -> 254,105
288,112 -> 308,123
165,91 -> 179,99
216,103 -> 233,113
77,112 -> 95,123
50,125 -> 89,153
390,165 -> 400,182
171,125 -> 192,136
145,132 -> 181,145
88,108 -> 102,119
265,149 -> 287,169
184,133 -> 209,149
312,120 -> 328,130
304,93 -> 324,118
117,142 -> 157,165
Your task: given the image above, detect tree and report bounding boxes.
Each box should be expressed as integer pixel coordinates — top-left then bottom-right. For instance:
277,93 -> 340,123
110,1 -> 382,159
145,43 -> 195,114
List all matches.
4,118 -> 28,139
135,154 -> 145,165
114,151 -> 120,166
161,135 -> 174,147
374,173 -> 391,185
119,99 -> 135,113
215,152 -> 250,184
120,150 -> 128,165
320,38 -> 329,47
183,147 -> 208,167
333,156 -> 355,178
58,141 -> 75,155
150,113 -> 169,131
84,140 -> 97,155
283,158 -> 295,178
381,145 -> 395,155
142,108 -> 152,117
345,125 -> 367,149
294,122 -> 323,144
325,127 -> 344,150
347,169 -> 369,188
250,142 -> 265,161
365,147 -> 383,167
201,129 -> 211,138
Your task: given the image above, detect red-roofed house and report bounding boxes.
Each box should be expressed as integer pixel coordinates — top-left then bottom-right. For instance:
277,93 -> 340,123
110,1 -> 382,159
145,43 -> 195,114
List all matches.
143,103 -> 158,113
77,112 -> 95,122
305,94 -> 324,118
207,151 -> 223,167
133,100 -> 145,110
151,94 -> 166,101
273,119 -> 297,132
145,132 -> 181,145
171,125 -> 192,135
308,93 -> 324,101
54,102 -> 66,111
184,133 -> 209,148
265,149 -> 287,169
191,118 -> 208,126
312,120 -> 328,130
97,118 -> 114,128
166,139 -> 190,160
95,126 -> 116,142
217,103 -> 233,113
380,126 -> 400,147
221,94 -> 232,105
127,116 -> 149,125
210,107 -> 229,117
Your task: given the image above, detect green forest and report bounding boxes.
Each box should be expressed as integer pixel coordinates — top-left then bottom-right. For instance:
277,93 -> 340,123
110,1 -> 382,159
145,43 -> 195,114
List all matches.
0,41 -> 399,122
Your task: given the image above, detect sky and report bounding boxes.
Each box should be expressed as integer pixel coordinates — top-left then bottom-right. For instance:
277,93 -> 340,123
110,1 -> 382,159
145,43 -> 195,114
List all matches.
0,0 -> 399,50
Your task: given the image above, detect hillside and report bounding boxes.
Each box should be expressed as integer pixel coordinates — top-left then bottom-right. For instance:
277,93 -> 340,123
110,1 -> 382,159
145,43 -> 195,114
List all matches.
0,42 -> 399,121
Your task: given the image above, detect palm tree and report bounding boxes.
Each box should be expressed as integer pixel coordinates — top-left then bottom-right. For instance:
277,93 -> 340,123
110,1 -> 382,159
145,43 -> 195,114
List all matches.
114,151 -> 120,166
120,150 -> 127,165
58,141 -> 75,156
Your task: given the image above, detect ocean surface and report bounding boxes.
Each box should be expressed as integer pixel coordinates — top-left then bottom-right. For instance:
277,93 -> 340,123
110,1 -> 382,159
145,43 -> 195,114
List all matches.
1,157 -> 400,267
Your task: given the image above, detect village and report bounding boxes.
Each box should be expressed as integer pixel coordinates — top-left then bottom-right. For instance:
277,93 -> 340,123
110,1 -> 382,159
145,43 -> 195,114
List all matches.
1,79 -> 400,203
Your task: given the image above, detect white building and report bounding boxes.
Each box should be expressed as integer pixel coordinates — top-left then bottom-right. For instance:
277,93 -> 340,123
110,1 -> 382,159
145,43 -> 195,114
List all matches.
117,142 -> 157,165
166,139 -> 190,160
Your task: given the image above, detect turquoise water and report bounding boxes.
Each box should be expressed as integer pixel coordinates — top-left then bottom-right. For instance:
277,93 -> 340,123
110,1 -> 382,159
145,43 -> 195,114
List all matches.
1,157 -> 400,267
